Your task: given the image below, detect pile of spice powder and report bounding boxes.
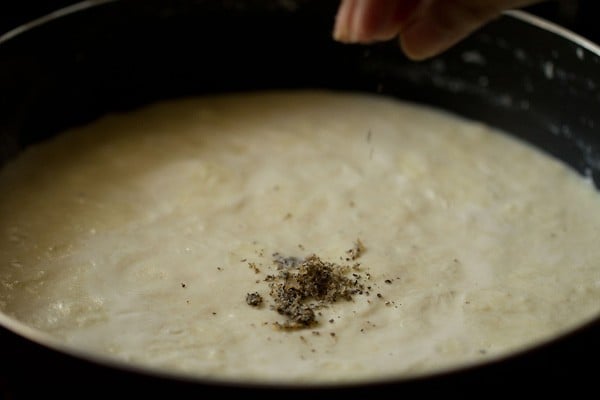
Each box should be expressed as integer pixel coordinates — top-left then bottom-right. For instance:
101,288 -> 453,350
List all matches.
246,240 -> 368,330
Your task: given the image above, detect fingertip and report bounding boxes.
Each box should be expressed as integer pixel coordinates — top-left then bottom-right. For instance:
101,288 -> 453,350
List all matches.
398,34 -> 438,61
333,0 -> 357,42
334,0 -> 402,44
398,21 -> 462,61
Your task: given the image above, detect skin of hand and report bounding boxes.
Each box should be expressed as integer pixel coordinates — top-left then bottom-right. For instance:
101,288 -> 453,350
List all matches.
333,0 -> 543,60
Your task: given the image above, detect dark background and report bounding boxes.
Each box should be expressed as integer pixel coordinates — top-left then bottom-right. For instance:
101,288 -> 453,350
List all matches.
1,0 -> 599,45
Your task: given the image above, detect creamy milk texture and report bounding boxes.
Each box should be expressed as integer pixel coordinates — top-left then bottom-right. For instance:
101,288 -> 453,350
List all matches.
0,91 -> 599,384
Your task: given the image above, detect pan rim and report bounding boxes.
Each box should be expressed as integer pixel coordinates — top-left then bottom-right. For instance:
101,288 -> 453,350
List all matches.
0,0 -> 118,44
505,9 -> 600,56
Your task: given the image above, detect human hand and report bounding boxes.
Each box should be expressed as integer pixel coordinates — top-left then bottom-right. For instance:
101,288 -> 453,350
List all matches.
333,0 -> 543,60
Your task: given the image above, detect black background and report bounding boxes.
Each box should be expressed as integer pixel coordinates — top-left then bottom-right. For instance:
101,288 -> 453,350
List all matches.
1,0 -> 600,45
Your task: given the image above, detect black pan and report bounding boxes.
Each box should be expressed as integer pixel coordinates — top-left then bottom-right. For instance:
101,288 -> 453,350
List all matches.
0,0 -> 598,397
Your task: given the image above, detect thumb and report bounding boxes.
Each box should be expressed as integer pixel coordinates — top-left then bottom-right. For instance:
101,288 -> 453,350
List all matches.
399,0 -> 511,60
402,0 -> 544,60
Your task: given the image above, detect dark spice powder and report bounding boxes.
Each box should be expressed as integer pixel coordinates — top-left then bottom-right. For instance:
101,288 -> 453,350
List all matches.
246,292 -> 264,307
246,241 -> 368,330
